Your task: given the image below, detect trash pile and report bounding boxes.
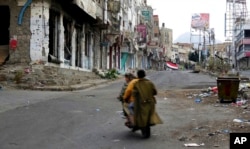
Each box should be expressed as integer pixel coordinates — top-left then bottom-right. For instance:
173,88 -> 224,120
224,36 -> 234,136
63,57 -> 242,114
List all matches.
185,87 -> 218,104
185,78 -> 249,106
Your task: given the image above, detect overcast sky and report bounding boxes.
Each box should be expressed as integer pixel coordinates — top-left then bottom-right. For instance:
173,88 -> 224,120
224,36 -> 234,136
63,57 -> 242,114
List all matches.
147,0 -> 250,42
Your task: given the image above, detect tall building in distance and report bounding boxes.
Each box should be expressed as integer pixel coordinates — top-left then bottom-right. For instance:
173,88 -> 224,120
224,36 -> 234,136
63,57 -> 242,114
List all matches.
225,0 -> 250,68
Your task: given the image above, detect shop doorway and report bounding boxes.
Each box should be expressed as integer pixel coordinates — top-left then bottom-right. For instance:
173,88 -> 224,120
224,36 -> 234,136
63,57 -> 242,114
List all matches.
0,5 -> 10,65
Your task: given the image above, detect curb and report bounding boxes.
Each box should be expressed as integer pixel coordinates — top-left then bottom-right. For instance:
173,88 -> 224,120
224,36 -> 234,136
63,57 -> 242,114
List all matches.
13,77 -> 124,91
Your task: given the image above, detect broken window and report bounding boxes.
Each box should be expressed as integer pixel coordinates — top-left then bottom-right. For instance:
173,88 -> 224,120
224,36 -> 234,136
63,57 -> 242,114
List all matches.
0,5 -> 10,65
63,16 -> 73,65
85,32 -> 90,57
75,25 -> 82,67
48,9 -> 60,63
84,31 -> 92,69
0,6 -> 10,45
244,30 -> 250,38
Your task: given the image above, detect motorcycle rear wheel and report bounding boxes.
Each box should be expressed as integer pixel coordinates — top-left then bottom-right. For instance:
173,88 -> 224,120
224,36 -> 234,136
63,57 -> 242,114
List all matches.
141,125 -> 151,138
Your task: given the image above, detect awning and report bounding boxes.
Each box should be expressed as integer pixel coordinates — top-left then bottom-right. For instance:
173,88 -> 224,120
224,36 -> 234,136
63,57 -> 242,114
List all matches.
138,43 -> 146,49
166,61 -> 178,70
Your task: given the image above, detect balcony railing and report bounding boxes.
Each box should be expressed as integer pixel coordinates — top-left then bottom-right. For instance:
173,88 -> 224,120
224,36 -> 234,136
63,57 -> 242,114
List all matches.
236,48 -> 250,60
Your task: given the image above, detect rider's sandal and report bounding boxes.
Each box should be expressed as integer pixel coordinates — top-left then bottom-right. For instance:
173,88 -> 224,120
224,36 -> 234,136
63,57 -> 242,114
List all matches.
125,122 -> 133,128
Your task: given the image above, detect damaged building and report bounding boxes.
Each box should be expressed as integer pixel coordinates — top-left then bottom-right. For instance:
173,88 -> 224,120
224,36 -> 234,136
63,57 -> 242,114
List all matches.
0,0 -> 101,71
0,0 -> 172,74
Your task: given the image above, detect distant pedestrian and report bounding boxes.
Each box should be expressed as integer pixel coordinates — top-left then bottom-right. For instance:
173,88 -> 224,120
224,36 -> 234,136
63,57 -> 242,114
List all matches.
232,64 -> 235,74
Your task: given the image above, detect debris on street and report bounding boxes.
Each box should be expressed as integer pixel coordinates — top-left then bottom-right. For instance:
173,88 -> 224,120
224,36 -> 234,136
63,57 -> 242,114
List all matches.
194,97 -> 202,103
184,143 -> 205,147
112,139 -> 120,142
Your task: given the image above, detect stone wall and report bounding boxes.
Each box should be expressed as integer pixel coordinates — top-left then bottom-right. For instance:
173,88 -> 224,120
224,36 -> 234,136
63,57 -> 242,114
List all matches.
0,0 -> 31,64
0,64 -> 101,87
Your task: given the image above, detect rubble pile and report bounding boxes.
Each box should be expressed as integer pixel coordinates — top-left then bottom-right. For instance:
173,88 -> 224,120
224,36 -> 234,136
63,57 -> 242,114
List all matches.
0,64 -> 102,89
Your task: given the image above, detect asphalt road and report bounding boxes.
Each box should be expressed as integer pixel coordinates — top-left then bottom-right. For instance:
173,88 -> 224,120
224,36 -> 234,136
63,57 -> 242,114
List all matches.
0,70 -> 228,149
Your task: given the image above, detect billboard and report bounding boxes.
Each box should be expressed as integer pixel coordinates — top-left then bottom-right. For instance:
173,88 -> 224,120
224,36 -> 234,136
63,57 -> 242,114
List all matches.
191,13 -> 209,29
137,24 -> 147,43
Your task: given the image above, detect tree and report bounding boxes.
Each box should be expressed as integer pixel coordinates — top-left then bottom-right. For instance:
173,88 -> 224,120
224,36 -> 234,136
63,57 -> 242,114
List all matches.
201,50 -> 210,62
188,51 -> 199,62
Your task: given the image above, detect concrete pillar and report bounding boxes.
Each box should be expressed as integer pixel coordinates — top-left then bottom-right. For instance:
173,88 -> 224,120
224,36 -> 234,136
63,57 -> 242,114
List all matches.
136,50 -> 143,69
81,25 -> 85,68
30,1 -> 50,62
103,46 -> 108,69
58,13 -> 65,67
93,32 -> 100,69
71,28 -> 76,67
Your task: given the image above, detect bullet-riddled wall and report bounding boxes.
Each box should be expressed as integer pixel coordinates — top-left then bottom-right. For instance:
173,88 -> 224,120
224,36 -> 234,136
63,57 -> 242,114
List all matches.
0,0 -> 31,64
30,0 -> 50,62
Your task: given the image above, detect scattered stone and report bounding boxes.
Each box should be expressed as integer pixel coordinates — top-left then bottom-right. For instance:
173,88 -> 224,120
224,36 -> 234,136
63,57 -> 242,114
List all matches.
184,143 -> 204,147
233,119 -> 244,123
113,139 -> 120,142
242,105 -> 248,109
179,136 -> 188,141
208,133 -> 215,136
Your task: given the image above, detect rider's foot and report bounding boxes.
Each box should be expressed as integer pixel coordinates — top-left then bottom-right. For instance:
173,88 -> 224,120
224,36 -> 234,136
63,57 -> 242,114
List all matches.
125,122 -> 133,128
132,126 -> 139,132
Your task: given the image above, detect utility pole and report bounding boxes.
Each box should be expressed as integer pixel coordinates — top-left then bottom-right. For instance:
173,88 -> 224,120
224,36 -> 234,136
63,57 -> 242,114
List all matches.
203,28 -> 206,65
210,28 -> 215,61
199,29 -> 201,63
208,31 -> 211,59
232,0 -> 236,70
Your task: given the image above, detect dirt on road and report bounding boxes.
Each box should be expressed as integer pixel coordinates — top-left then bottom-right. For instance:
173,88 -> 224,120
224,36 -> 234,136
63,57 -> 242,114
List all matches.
156,89 -> 250,148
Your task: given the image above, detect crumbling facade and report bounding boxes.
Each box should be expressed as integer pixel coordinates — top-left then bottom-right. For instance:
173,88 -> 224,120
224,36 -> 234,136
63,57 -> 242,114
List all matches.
0,0 -> 173,73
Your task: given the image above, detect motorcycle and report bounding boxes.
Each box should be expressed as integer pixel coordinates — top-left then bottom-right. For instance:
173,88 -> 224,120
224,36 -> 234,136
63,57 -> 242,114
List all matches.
122,103 -> 151,138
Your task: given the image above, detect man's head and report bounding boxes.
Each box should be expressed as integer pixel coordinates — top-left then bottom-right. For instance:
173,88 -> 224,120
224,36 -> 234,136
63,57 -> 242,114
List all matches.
137,69 -> 146,78
124,73 -> 136,82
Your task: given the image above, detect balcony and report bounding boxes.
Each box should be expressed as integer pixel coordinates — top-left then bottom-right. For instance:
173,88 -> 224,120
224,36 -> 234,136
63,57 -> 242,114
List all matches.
73,0 -> 96,19
236,48 -> 250,60
92,5 -> 110,30
243,38 -> 250,44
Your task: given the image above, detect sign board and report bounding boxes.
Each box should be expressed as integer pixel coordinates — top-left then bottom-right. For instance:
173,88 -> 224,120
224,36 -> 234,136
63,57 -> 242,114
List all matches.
137,24 -> 147,43
141,10 -> 150,21
191,13 -> 209,29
